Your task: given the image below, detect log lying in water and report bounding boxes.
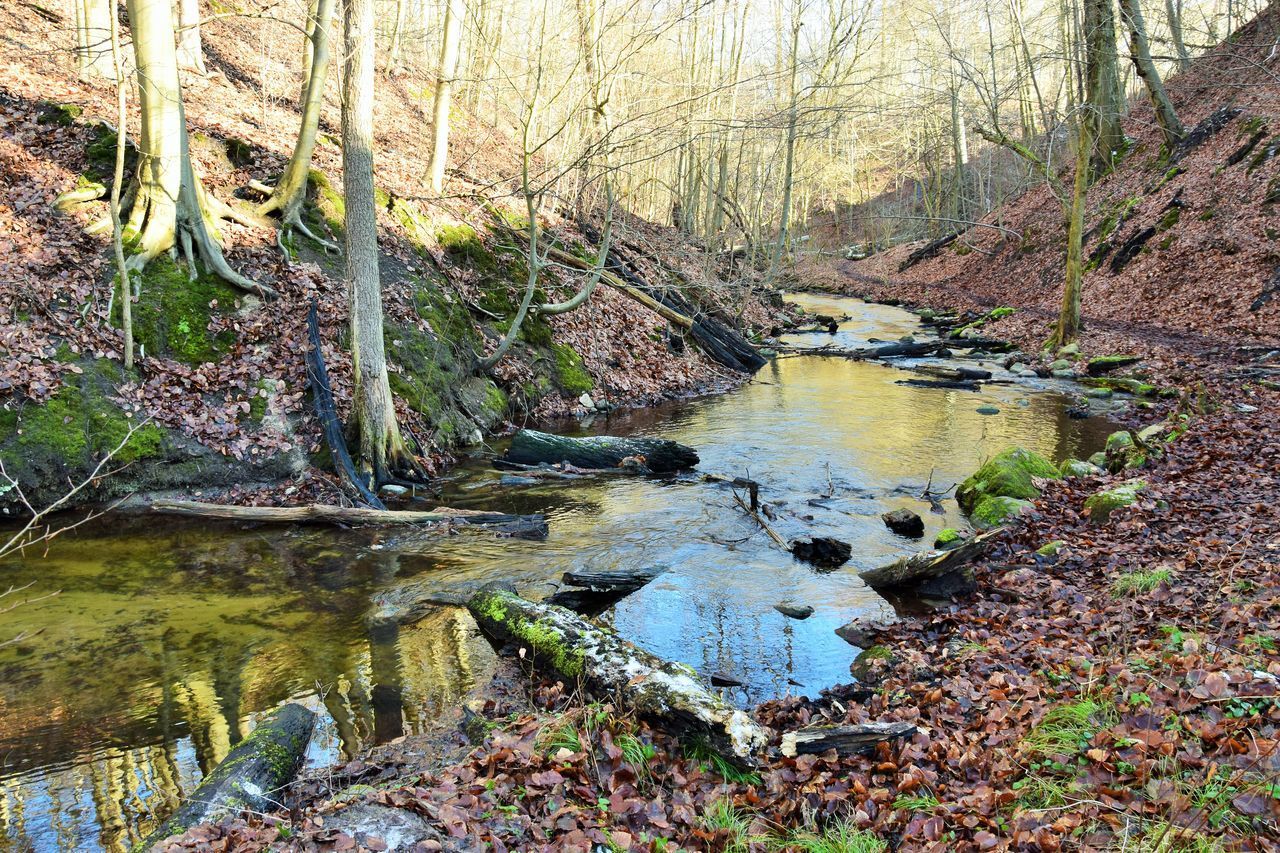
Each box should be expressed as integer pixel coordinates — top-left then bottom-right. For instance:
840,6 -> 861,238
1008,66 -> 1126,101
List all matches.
467,582 -> 769,763
781,722 -> 917,757
150,500 -> 548,537
138,704 -> 314,851
500,429 -> 699,474
778,340 -> 943,360
912,364 -> 993,381
858,527 -> 1003,590
546,566 -> 669,615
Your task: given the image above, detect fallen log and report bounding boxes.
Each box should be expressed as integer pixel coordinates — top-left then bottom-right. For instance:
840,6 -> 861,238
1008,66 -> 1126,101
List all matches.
897,378 -> 981,391
501,429 -> 699,473
781,722 -> 917,757
912,364 -> 992,381
858,527 -> 1003,590
468,582 -> 770,763
137,704 -> 314,851
899,232 -> 959,271
546,566 -> 669,615
776,340 -> 943,360
367,582 -> 470,627
150,499 -> 549,537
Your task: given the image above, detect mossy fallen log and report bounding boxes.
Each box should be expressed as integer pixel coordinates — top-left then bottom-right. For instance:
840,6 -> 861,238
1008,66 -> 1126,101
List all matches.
467,582 -> 770,763
137,703 -> 314,851
500,429 -> 699,473
150,499 -> 548,537
857,527 -> 1004,590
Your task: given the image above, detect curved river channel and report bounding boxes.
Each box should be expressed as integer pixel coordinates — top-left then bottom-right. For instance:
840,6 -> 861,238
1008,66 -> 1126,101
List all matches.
0,294 -> 1118,851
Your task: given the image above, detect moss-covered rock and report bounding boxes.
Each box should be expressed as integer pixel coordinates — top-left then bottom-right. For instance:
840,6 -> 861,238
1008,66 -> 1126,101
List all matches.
1036,540 -> 1065,557
933,528 -> 965,549
121,254 -> 240,365
36,101 -> 82,126
1104,430 -> 1147,472
551,343 -> 593,395
1080,376 -> 1157,397
850,645 -> 896,685
957,447 -> 1060,513
971,495 -> 1033,529
1060,457 -> 1103,478
1084,479 -> 1146,523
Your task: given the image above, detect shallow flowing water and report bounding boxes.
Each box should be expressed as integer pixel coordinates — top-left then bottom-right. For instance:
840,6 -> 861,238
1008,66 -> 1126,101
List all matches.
0,294 -> 1117,851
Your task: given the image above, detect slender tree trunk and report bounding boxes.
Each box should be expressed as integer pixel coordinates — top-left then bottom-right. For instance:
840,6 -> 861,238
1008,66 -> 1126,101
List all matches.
386,0 -> 405,72
342,0 -> 415,485
1119,0 -> 1184,149
426,0 -> 463,194
1083,0 -> 1125,173
108,0 -> 132,369
260,0 -> 335,247
768,15 -> 801,281
175,0 -> 207,75
77,0 -> 114,80
301,0 -> 318,103
1053,115 -> 1091,349
113,0 -> 268,295
1165,0 -> 1191,70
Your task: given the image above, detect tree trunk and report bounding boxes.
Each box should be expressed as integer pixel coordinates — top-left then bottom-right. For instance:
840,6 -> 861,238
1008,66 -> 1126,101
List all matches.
500,429 -> 700,473
1082,0 -> 1125,174
1119,0 -> 1184,149
780,723 -> 917,757
468,583 -> 770,763
426,0 -> 463,194
342,0 -> 416,485
858,527 -> 1002,589
1052,113 -> 1091,348
117,0 -> 269,296
260,0 -> 335,246
108,0 -> 132,369
138,704 -> 314,851
1165,0 -> 1190,71
175,0 -> 206,74
77,0 -> 114,80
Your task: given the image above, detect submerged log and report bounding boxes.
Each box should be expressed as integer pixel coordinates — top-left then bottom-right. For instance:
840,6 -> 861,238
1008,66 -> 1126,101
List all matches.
468,583 -> 770,762
501,429 -> 699,473
912,364 -> 992,381
897,378 -> 981,391
780,722 -> 917,757
777,340 -> 943,360
150,499 -> 549,537
858,526 -> 1003,590
138,704 -> 314,851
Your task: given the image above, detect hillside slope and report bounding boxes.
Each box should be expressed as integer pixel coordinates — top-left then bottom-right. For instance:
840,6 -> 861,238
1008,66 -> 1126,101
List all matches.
826,4 -> 1280,360
0,3 -> 787,507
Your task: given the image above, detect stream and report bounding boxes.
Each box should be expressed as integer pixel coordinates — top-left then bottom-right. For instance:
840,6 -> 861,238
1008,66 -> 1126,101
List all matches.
0,294 -> 1119,851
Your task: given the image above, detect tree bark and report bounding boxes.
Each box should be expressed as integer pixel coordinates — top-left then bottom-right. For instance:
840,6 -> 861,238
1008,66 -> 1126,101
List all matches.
260,0 -> 335,247
108,0 -> 132,369
137,704 -> 314,851
1119,0 -> 1184,149
500,429 -> 700,473
77,0 -> 114,80
342,0 -> 417,486
114,0 -> 270,296
175,0 -> 207,74
1082,0 -> 1125,173
780,722 -> 917,757
468,583 -> 770,763
1052,111 -> 1091,348
426,0 -> 463,194
1165,0 -> 1190,71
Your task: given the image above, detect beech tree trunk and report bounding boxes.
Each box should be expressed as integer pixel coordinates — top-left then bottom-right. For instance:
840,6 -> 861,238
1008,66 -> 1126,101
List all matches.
1053,111 -> 1091,348
175,0 -> 207,74
426,0 -> 463,194
1082,0 -> 1125,173
260,0 -> 335,246
342,0 -> 416,485
1119,0 -> 1184,149
76,0 -> 114,80
114,0 -> 269,296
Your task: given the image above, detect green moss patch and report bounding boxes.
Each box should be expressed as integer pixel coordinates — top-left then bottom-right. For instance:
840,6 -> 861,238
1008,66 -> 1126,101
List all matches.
36,101 -> 82,126
551,343 -> 593,395
1084,478 -> 1147,523
970,495 -> 1033,529
957,447 -> 1060,513
120,254 -> 239,365
933,528 -> 964,549
306,169 -> 345,238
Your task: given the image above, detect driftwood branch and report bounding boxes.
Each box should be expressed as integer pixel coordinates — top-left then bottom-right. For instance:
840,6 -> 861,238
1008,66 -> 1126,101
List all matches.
780,722 -> 917,757
150,499 -> 548,535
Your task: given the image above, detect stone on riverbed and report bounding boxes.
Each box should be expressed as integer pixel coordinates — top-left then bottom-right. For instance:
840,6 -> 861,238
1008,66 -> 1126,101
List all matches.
1060,457 -> 1103,478
933,527 -> 966,549
835,609 -> 901,648
1084,478 -> 1147,523
790,536 -> 852,569
774,603 -> 814,619
881,508 -> 925,538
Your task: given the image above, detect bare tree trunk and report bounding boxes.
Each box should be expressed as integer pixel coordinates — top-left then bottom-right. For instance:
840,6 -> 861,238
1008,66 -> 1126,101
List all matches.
1052,115 -> 1091,349
426,0 -> 463,194
768,14 -> 801,281
343,0 -> 417,484
1165,0 -> 1191,71
1119,0 -> 1184,149
301,0 -> 318,102
386,0 -> 405,72
175,0 -> 207,75
1083,0 -> 1125,173
108,0 -> 132,369
110,0 -> 270,296
260,0 -> 336,248
77,0 -> 114,80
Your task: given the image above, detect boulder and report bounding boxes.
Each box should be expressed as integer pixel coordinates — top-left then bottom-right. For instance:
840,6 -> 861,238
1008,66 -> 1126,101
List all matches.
1086,355 -> 1142,375
970,494 -> 1033,529
1056,343 -> 1080,358
956,447 -> 1060,513
1036,540 -> 1065,557
849,645 -> 895,685
835,609 -> 901,648
933,527 -> 966,549
790,536 -> 853,569
1084,479 -> 1146,523
1060,457 -> 1103,478
1104,430 -> 1145,472
1048,359 -> 1073,371
881,508 -> 925,538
